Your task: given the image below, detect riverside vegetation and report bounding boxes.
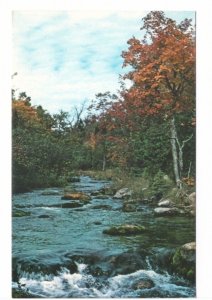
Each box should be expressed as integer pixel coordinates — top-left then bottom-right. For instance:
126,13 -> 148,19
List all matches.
12,11 -> 195,298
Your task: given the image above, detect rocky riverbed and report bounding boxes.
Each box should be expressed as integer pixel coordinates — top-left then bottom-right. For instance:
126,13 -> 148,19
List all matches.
12,176 -> 195,298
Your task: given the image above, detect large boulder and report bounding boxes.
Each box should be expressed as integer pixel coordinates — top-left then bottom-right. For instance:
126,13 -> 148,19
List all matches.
103,224 -> 145,235
183,192 -> 196,216
171,242 -> 196,282
154,207 -> 185,216
61,192 -> 91,201
188,192 -> 196,206
108,251 -> 148,275
113,188 -> 132,199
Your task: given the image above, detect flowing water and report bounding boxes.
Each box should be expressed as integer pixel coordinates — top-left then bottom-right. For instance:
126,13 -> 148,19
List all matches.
12,176 -> 195,298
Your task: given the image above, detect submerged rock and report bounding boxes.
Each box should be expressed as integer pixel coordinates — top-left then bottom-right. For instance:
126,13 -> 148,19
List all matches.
48,202 -> 83,208
60,202 -> 83,208
113,188 -> 132,199
108,251 -> 148,275
132,279 -> 155,290
103,224 -> 146,235
38,214 -> 50,218
92,205 -> 112,210
92,194 -> 109,199
171,242 -> 196,282
13,209 -> 31,217
93,221 -> 102,225
61,192 -> 91,201
122,202 -> 137,212
41,190 -> 60,196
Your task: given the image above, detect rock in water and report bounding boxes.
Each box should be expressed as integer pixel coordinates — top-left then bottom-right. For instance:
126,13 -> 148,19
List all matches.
172,242 -> 196,282
154,207 -> 184,216
122,202 -> 137,212
41,190 -> 60,196
38,214 -> 50,218
133,279 -> 155,290
103,224 -> 145,235
61,192 -> 91,201
13,209 -> 31,217
113,188 -> 132,199
158,199 -> 173,207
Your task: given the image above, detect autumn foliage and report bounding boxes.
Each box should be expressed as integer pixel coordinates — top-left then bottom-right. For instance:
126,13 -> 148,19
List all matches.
12,11 -> 195,192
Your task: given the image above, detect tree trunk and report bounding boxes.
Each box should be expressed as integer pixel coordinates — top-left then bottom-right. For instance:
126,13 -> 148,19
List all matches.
170,117 -> 181,188
102,154 -> 106,171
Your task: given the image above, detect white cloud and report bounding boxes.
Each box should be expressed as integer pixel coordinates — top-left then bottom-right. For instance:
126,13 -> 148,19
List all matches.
12,10 -> 195,114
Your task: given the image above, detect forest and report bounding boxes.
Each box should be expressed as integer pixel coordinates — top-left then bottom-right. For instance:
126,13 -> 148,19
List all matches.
12,11 -> 195,194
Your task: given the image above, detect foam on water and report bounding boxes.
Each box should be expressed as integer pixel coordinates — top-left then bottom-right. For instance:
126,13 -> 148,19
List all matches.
14,264 -> 195,298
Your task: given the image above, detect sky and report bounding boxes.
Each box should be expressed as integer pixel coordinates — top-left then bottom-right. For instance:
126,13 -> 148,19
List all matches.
12,10 -> 195,114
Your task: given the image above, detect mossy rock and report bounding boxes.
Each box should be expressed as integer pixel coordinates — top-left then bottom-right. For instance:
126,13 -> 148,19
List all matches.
103,224 -> 146,235
12,287 -> 39,298
12,209 -> 31,217
171,242 -> 195,282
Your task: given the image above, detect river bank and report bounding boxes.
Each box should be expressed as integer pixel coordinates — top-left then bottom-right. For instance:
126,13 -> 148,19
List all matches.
12,175 -> 195,298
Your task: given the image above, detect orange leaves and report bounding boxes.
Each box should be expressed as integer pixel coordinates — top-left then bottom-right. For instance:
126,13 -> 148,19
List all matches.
182,177 -> 195,187
13,99 -> 40,127
121,12 -> 195,118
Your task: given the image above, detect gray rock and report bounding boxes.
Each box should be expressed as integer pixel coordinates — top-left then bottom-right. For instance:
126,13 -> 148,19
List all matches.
113,188 -> 132,199
158,199 -> 173,207
154,207 -> 184,216
188,192 -> 196,206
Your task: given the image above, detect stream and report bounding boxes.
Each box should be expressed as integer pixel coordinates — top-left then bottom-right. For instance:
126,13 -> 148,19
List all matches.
12,176 -> 195,298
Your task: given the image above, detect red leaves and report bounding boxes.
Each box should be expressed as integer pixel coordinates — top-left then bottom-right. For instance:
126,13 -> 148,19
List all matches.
121,11 -> 195,118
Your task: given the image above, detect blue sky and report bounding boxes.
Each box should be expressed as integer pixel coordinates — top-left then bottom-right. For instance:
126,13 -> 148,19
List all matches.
13,10 -> 195,114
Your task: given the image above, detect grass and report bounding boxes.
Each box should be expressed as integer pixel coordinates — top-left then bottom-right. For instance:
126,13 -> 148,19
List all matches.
78,168 -> 195,206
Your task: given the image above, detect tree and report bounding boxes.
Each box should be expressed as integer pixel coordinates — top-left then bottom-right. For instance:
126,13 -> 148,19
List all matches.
121,11 -> 195,186
87,92 -> 118,170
